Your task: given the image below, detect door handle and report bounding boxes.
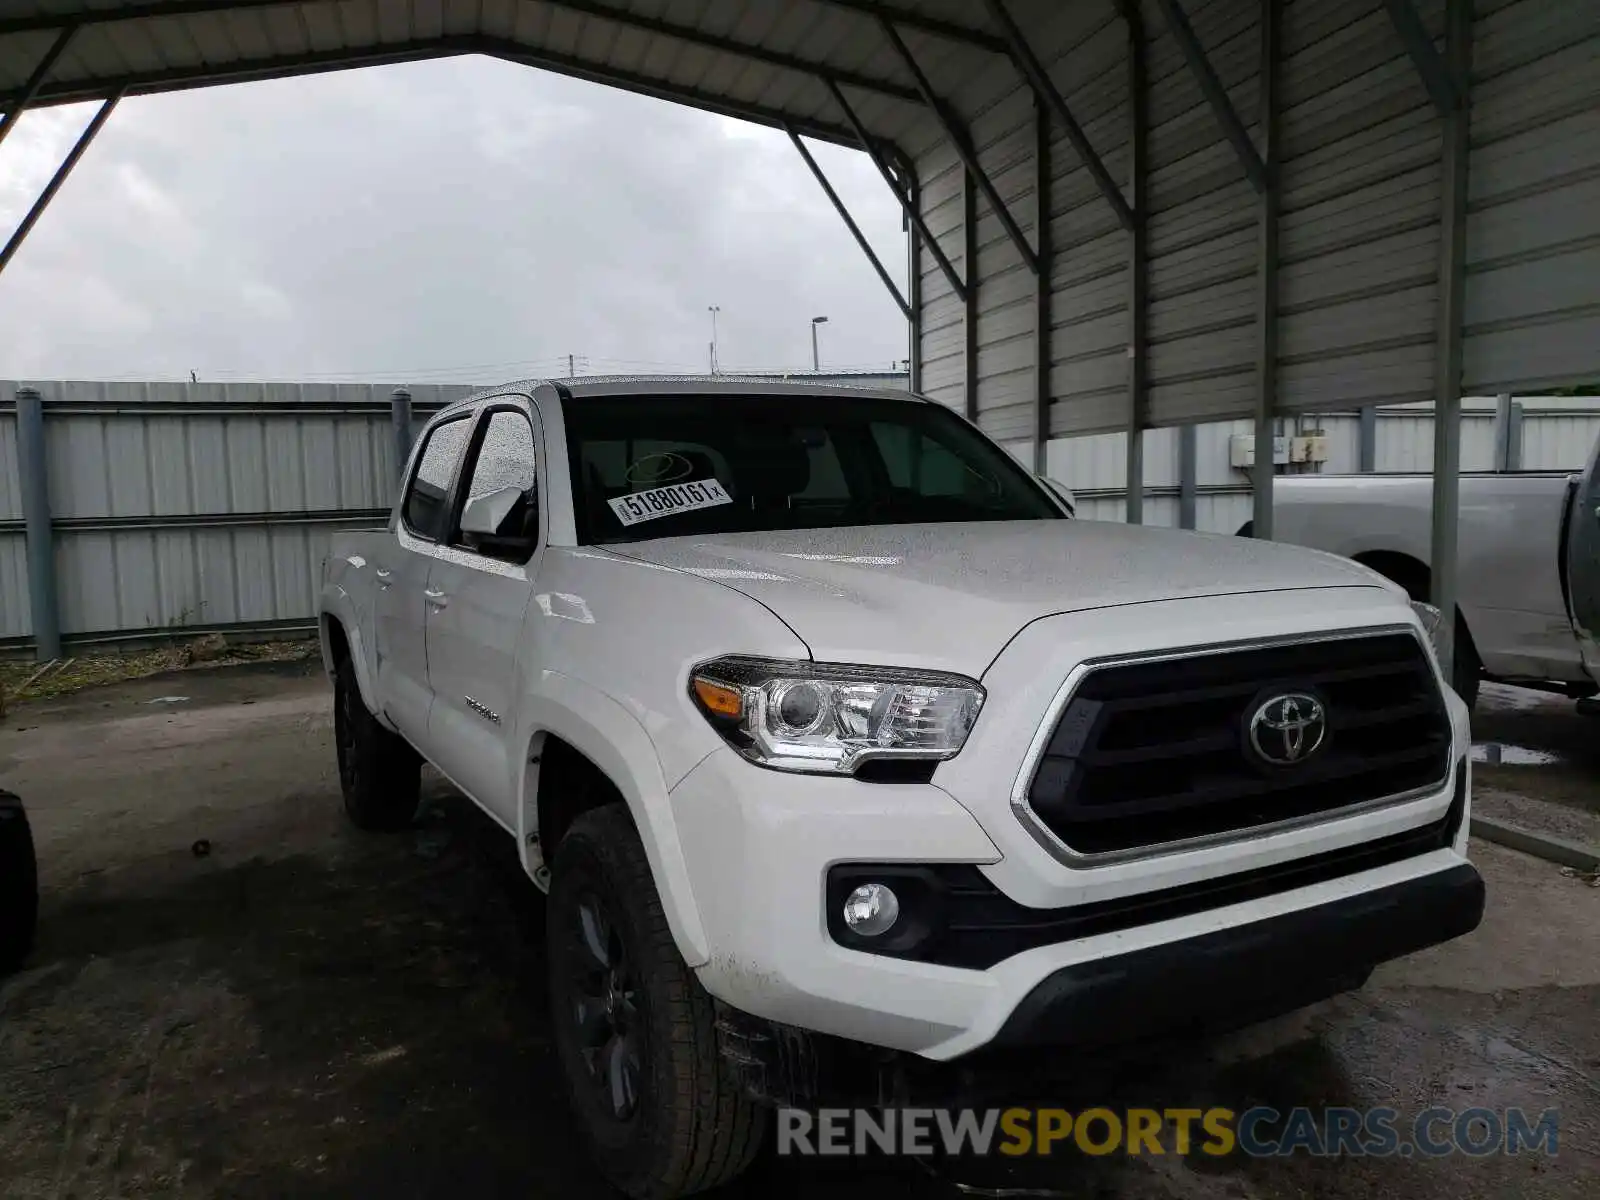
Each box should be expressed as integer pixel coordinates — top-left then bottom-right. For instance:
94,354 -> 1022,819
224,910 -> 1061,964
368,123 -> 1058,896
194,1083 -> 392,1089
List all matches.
375,568 -> 392,588
424,588 -> 449,608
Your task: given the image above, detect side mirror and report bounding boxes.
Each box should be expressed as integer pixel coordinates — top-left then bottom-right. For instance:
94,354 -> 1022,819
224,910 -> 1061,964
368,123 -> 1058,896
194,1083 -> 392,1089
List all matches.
1038,476 -> 1076,516
460,486 -> 525,537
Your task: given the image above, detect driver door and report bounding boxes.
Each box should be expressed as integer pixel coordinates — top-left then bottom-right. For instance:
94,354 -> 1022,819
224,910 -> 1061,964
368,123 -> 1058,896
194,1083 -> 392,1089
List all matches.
1564,434 -> 1600,685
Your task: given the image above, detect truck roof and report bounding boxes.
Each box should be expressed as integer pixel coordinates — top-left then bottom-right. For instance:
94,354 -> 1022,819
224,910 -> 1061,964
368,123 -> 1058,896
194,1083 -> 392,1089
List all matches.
437,374 -> 928,417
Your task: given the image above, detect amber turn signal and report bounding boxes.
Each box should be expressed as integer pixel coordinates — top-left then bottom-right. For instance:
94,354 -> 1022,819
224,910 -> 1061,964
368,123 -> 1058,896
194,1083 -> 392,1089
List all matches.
692,676 -> 743,720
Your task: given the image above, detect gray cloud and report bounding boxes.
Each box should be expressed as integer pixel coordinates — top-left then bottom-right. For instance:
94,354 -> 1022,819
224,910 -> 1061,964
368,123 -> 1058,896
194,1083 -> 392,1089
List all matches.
0,55 -> 908,384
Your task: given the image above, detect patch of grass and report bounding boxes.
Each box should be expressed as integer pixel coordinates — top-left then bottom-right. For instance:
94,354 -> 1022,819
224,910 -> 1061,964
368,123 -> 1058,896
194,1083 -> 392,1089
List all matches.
0,638 -> 319,711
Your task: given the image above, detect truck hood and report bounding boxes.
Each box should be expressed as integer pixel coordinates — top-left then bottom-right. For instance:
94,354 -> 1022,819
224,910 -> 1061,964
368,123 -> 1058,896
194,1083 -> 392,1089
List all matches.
605,520 -> 1391,677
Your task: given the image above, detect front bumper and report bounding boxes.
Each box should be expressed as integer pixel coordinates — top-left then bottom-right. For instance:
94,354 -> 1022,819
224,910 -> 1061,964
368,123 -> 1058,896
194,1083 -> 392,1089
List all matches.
991,861 -> 1484,1050
670,744 -> 1477,1062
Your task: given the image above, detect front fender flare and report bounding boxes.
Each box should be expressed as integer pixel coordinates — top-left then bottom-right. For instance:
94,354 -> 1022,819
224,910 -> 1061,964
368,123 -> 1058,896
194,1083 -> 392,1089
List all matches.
514,672 -> 711,968
318,588 -> 384,726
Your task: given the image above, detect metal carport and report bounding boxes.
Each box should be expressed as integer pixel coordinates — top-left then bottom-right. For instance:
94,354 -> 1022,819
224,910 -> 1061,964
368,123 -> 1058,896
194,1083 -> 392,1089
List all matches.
3,0 -> 1599,679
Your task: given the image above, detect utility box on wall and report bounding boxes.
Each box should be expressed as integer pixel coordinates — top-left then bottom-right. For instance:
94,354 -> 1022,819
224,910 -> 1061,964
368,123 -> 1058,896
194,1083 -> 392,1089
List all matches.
1229,434 -> 1327,468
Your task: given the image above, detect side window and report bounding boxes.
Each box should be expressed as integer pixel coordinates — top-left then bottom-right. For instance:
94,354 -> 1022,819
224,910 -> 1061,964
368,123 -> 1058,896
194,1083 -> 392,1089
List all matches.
402,417 -> 473,539
455,409 -> 539,562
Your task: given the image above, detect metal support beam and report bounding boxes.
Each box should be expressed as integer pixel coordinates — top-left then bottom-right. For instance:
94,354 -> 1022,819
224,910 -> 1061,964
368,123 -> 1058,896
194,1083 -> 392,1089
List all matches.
904,161 -> 924,393
1381,0 -> 1462,117
1150,0 -> 1268,194
1492,393 -> 1514,471
15,387 -> 61,662
0,24 -> 76,153
541,0 -> 922,106
788,128 -> 911,321
1032,92 -> 1053,475
825,79 -> 968,303
1178,424 -> 1199,529
391,388 -> 414,489
1428,0 -> 1474,683
1124,2 -> 1149,526
0,92 -> 121,280
876,18 -> 1040,276
982,0 -> 1135,233
963,169 -> 980,423
1359,406 -> 1378,471
1252,0 -> 1282,541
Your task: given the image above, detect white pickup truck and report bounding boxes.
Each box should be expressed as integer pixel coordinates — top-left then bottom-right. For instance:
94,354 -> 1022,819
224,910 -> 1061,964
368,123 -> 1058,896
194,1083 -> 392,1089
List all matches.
319,377 -> 1483,1198
1269,434 -> 1600,710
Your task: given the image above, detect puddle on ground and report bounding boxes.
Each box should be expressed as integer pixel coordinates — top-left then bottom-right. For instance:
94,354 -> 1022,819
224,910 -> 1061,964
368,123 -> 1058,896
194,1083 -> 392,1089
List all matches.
1471,742 -> 1561,766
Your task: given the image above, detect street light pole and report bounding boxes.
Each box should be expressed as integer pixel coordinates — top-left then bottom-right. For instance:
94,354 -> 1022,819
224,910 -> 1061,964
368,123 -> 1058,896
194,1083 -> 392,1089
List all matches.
708,305 -> 721,374
811,315 -> 829,371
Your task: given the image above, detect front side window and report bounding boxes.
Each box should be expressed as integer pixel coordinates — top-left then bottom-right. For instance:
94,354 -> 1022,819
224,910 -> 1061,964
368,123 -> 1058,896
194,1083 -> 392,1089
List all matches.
454,409 -> 539,562
402,416 -> 473,539
563,393 -> 1061,545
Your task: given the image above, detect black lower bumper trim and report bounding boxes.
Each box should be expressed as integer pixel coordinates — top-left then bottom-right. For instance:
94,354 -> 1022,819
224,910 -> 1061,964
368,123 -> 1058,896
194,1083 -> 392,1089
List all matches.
988,863 -> 1485,1052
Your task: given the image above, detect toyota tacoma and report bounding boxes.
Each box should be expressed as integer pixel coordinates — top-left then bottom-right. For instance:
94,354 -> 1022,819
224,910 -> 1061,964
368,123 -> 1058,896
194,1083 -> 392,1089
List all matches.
319,377 -> 1484,1197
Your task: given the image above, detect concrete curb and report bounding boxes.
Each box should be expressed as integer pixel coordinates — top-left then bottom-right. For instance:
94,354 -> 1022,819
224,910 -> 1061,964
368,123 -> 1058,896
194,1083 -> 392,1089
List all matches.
1471,816 -> 1600,872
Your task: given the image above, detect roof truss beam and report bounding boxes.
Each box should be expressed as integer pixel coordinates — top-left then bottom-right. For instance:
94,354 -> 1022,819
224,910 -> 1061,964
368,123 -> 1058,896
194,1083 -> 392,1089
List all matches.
1380,0 -> 1463,116
0,23 -> 77,150
982,0 -> 1134,231
546,1 -> 922,106
786,127 -> 911,320
0,32 -> 870,149
0,0 -> 924,108
825,77 -> 968,303
0,0 -> 292,36
876,16 -> 1039,276
1,90 -> 122,279
1149,0 -> 1267,194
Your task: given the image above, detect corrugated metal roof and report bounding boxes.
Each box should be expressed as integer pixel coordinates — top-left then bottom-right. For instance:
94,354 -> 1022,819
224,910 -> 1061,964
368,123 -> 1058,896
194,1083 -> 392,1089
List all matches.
0,1 -> 1007,152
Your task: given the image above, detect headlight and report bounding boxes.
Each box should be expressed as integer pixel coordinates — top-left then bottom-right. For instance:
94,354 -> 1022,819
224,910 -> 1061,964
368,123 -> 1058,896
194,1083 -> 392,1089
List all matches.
688,655 -> 985,775
1410,600 -> 1444,657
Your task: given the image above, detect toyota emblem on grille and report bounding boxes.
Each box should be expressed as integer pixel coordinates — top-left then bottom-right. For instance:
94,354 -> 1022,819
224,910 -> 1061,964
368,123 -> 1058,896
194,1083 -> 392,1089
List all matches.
1248,692 -> 1327,765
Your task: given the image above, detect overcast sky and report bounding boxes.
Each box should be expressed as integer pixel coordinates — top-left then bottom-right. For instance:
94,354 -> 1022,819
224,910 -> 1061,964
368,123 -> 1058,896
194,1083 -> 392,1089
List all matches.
0,55 -> 909,386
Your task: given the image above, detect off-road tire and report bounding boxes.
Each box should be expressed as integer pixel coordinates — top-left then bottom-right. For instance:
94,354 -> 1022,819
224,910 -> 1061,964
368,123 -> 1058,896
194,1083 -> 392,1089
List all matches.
0,790 -> 38,974
333,656 -> 421,831
547,804 -> 765,1199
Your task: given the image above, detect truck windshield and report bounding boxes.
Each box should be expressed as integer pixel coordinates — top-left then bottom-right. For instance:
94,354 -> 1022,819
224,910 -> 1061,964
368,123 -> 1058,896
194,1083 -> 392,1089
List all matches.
563,392 -> 1063,546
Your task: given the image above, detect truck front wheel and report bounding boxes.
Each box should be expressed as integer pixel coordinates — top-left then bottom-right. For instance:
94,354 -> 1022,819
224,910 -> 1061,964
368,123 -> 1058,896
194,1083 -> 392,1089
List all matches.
0,790 -> 38,974
547,805 -> 765,1199
333,656 -> 420,831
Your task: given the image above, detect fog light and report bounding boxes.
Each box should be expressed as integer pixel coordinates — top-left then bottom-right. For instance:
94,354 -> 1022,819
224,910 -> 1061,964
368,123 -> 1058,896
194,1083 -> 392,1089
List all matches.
842,883 -> 900,937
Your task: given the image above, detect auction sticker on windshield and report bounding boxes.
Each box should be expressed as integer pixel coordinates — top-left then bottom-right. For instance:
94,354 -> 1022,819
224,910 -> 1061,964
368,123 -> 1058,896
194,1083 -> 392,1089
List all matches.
608,478 -> 734,527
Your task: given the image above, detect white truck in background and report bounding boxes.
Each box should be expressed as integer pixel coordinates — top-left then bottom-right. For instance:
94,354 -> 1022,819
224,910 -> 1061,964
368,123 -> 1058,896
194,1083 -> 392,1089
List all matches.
1269,430 -> 1600,710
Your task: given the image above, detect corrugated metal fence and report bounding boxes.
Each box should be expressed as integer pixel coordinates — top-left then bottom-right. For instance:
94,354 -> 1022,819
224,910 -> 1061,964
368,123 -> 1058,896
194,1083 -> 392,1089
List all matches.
0,381 -> 475,652
1,381 -> 1596,654
1004,394 -> 1600,531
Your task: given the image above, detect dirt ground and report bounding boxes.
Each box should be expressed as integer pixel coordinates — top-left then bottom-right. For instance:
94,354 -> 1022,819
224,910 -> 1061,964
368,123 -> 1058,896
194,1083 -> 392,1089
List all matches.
0,663 -> 1596,1199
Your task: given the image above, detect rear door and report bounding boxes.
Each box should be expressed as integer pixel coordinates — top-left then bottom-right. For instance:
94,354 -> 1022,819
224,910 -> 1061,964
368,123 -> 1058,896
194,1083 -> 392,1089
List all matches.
374,413 -> 475,742
1563,434 -> 1600,684
424,403 -> 542,829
